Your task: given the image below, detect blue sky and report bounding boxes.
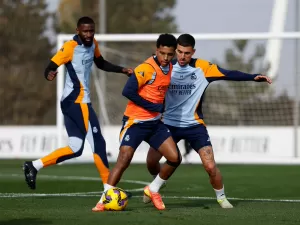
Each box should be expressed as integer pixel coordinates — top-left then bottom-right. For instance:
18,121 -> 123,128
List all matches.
46,0 -> 299,96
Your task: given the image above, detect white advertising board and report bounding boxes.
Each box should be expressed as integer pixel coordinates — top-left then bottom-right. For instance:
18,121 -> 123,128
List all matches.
0,126 -> 298,164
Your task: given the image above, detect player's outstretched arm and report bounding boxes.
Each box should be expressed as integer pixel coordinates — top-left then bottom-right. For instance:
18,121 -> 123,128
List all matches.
253,74 -> 272,84
94,55 -> 133,76
200,59 -> 271,84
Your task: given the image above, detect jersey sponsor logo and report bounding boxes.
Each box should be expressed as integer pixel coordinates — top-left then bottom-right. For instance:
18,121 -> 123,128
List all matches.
168,83 -> 196,95
158,85 -> 169,96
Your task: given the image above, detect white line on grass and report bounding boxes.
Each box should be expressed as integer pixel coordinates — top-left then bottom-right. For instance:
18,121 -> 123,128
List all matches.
0,192 -> 300,203
0,173 -> 149,185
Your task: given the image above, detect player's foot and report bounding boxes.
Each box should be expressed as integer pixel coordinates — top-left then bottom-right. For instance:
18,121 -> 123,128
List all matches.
144,186 -> 165,210
23,161 -> 37,190
92,203 -> 105,212
217,198 -> 233,208
143,182 -> 166,204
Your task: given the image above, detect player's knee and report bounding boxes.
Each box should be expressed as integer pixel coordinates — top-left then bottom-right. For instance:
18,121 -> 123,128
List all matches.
68,137 -> 84,156
166,152 -> 182,167
204,162 -> 217,176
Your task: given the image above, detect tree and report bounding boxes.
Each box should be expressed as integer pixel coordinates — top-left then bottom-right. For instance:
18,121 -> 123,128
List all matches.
57,0 -> 178,124
0,0 -> 56,125
203,40 -> 295,126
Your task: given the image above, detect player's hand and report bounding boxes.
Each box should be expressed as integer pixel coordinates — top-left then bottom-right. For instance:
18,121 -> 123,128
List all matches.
47,71 -> 58,81
122,68 -> 134,76
254,74 -> 272,84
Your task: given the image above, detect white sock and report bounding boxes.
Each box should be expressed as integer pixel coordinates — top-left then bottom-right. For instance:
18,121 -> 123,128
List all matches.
104,183 -> 114,192
149,175 -> 166,192
214,186 -> 226,200
32,159 -> 43,171
99,184 -> 115,204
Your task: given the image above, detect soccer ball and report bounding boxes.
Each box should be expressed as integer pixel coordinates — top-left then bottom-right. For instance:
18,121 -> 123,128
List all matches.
102,187 -> 128,211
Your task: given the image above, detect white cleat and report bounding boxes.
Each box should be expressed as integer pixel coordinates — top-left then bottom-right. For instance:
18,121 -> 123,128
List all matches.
143,194 -> 152,204
217,198 -> 234,208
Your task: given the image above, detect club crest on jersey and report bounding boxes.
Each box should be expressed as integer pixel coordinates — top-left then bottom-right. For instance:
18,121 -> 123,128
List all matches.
191,73 -> 197,80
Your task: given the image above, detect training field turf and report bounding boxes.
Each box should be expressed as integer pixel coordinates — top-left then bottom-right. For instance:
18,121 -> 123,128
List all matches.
0,160 -> 300,225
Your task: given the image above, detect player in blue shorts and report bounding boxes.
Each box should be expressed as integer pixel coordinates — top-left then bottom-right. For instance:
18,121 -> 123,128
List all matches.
145,34 -> 272,208
92,34 -> 180,211
23,16 -> 133,191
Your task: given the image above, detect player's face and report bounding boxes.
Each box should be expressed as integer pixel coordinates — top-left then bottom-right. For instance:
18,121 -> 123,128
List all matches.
176,44 -> 195,66
156,45 -> 175,67
76,23 -> 95,47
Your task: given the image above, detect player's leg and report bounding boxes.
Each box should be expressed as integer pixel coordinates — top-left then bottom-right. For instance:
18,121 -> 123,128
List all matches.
189,125 -> 233,208
144,122 -> 182,210
146,147 -> 163,178
86,104 -> 110,186
23,103 -> 86,190
146,124 -> 179,178
92,121 -> 145,212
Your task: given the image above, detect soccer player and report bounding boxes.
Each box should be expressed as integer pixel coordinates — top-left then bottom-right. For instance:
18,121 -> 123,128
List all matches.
23,16 -> 133,190
92,33 -> 180,212
145,33 -> 272,208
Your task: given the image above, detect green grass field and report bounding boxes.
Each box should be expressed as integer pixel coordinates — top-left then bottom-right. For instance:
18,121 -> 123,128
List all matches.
0,160 -> 300,225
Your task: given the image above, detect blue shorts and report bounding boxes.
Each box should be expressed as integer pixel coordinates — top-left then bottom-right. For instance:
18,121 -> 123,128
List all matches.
166,124 -> 212,152
119,118 -> 172,150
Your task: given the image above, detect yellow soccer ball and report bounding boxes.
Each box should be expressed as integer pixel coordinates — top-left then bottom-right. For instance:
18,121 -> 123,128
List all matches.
102,187 -> 129,211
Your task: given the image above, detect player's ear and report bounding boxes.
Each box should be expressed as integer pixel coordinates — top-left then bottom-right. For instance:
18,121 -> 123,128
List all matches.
76,28 -> 79,35
192,48 -> 196,56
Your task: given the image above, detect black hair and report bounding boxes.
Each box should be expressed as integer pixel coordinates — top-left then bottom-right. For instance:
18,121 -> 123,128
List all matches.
177,33 -> 195,48
156,33 -> 177,49
77,16 -> 95,27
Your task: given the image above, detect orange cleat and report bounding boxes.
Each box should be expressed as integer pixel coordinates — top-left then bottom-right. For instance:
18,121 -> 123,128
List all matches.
92,203 -> 105,212
144,186 -> 165,210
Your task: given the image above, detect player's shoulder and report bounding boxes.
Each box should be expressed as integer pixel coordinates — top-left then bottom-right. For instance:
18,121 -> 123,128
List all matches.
191,58 -> 213,69
61,40 -> 78,50
135,62 -> 155,73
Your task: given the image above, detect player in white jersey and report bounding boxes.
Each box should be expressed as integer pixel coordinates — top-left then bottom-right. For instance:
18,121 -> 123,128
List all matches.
144,34 -> 272,208
23,17 -> 133,191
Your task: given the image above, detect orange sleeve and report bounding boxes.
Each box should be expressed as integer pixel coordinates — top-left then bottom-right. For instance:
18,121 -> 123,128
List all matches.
94,39 -> 101,58
195,59 -> 225,78
134,63 -> 155,88
51,41 -> 76,66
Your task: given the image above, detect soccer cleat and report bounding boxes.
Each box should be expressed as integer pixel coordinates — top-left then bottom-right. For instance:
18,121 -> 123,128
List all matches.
217,198 -> 234,208
144,186 -> 165,210
23,161 -> 38,190
92,203 -> 105,212
143,193 -> 151,204
143,182 -> 166,204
